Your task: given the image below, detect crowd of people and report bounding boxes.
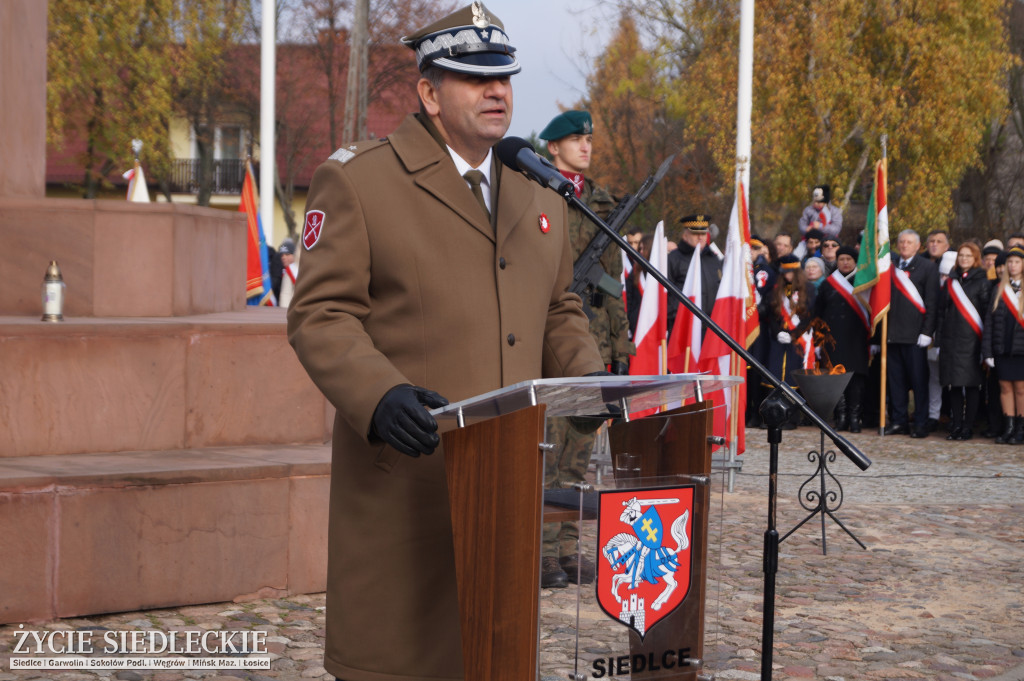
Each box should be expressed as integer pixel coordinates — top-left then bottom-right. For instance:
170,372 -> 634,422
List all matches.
630,183 -> 1024,443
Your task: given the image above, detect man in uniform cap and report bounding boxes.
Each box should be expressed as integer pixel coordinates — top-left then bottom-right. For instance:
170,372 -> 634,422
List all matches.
798,184 -> 843,239
537,109 -> 634,588
287,4 -> 604,680
667,214 -> 722,331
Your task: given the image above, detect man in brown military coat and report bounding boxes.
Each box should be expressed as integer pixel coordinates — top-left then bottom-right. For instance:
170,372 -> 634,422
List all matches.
286,3 -> 604,681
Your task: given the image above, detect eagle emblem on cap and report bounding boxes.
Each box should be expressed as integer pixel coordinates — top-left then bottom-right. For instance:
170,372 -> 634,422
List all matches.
471,1 -> 489,28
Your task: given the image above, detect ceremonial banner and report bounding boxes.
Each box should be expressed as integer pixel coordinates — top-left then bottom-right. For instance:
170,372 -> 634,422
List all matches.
630,221 -> 668,377
666,246 -> 703,374
853,159 -> 891,332
696,180 -> 758,453
241,160 -> 275,306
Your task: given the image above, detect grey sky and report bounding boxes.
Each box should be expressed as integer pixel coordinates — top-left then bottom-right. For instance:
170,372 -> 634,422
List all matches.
498,1 -> 617,139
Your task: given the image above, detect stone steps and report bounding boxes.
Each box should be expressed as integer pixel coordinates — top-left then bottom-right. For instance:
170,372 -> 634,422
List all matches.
0,310 -> 331,458
0,443 -> 331,624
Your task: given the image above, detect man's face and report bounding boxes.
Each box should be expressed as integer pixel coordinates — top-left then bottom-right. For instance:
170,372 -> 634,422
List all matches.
419,72 -> 512,163
680,229 -> 702,248
1009,237 -> 1024,249
926,233 -> 949,257
774,235 -> 793,257
812,200 -> 826,211
548,133 -> 592,174
837,254 -> 856,275
897,233 -> 921,260
821,240 -> 839,261
984,253 -> 997,269
281,253 -> 295,267
627,232 -> 642,251
806,237 -> 821,253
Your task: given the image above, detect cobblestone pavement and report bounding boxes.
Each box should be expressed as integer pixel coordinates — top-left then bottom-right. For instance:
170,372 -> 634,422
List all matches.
2,426 -> 1023,681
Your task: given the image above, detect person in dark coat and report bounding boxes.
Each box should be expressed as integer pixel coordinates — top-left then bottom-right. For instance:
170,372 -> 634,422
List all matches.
814,246 -> 869,431
765,255 -> 815,427
982,246 -> 1024,444
667,214 -> 722,332
936,242 -> 990,440
885,229 -> 940,438
746,235 -> 776,427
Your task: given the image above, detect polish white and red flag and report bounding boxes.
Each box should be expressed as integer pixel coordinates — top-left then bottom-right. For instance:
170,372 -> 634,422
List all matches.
666,242 -> 703,375
695,179 -> 759,454
629,221 -> 669,383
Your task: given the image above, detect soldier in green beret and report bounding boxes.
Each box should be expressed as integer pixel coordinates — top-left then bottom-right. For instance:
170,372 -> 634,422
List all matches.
538,110 -> 635,588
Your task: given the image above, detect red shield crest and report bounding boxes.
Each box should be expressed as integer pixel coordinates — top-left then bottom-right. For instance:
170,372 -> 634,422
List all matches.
596,486 -> 693,640
302,210 -> 325,250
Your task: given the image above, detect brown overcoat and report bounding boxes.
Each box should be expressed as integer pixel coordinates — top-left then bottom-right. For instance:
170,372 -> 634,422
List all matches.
287,114 -> 603,681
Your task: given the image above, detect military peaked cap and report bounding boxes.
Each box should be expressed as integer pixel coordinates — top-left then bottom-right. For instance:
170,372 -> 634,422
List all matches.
401,2 -> 520,76
678,214 -> 711,234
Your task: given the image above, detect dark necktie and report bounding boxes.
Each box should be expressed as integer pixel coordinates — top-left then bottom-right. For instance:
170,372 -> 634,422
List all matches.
899,259 -> 909,271
463,170 -> 489,218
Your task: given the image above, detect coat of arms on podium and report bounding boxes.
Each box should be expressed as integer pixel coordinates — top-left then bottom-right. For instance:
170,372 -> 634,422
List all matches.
596,486 -> 694,640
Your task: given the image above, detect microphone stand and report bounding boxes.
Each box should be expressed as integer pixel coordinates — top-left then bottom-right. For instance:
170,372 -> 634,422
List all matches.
564,193 -> 872,681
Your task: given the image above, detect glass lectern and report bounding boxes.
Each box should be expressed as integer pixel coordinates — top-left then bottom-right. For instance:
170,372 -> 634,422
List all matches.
432,374 -> 740,681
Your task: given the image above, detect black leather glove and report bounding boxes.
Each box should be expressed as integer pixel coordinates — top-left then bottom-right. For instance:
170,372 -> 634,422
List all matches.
609,360 -> 629,376
370,384 -> 449,457
569,371 -> 620,433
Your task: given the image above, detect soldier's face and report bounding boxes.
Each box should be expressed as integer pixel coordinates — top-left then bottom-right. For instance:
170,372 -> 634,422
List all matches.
549,134 -> 592,174
420,72 -> 512,164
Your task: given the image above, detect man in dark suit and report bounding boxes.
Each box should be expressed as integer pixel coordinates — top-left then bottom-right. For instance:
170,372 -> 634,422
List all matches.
885,229 -> 940,437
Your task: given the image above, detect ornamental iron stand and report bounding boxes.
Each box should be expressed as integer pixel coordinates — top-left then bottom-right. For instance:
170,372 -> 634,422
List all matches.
786,371 -> 866,555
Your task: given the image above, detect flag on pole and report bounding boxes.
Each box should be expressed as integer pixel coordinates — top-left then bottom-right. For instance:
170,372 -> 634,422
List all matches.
695,180 -> 758,454
123,161 -> 150,203
853,159 -> 891,330
666,245 -> 703,374
630,221 -> 668,377
241,160 -> 276,306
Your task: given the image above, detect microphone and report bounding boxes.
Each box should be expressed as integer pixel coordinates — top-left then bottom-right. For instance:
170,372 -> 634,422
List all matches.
495,137 -> 575,198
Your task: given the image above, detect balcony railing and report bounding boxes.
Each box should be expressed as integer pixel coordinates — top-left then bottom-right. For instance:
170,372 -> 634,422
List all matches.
169,159 -> 247,194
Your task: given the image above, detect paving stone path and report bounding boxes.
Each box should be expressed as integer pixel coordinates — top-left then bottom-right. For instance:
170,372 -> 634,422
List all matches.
2,427 -> 1023,681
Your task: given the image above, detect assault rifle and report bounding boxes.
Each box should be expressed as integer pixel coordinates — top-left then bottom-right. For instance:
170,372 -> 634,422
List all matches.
570,154 -> 676,320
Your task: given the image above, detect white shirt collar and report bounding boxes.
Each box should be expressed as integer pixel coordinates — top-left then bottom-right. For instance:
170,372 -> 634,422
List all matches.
448,147 -> 493,211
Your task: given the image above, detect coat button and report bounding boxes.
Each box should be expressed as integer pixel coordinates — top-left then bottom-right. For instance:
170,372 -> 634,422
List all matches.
499,257 -> 506,269
507,333 -> 516,346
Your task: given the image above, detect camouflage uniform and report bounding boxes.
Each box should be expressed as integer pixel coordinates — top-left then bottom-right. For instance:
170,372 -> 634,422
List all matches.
543,178 -> 635,560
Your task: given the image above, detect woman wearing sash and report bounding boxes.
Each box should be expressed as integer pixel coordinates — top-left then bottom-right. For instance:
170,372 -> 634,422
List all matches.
982,246 -> 1024,444
766,254 -> 815,427
936,242 -> 990,440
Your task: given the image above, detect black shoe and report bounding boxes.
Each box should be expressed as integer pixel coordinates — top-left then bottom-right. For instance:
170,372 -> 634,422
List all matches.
995,415 -> 1015,444
926,418 -> 939,433
560,554 -> 596,585
946,427 -> 961,441
883,423 -> 908,436
541,556 -> 568,588
957,429 -> 973,441
910,428 -> 928,438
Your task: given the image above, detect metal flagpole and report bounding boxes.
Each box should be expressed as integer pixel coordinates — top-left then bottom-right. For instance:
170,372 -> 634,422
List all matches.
260,0 -> 276,246
878,136 -> 889,435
